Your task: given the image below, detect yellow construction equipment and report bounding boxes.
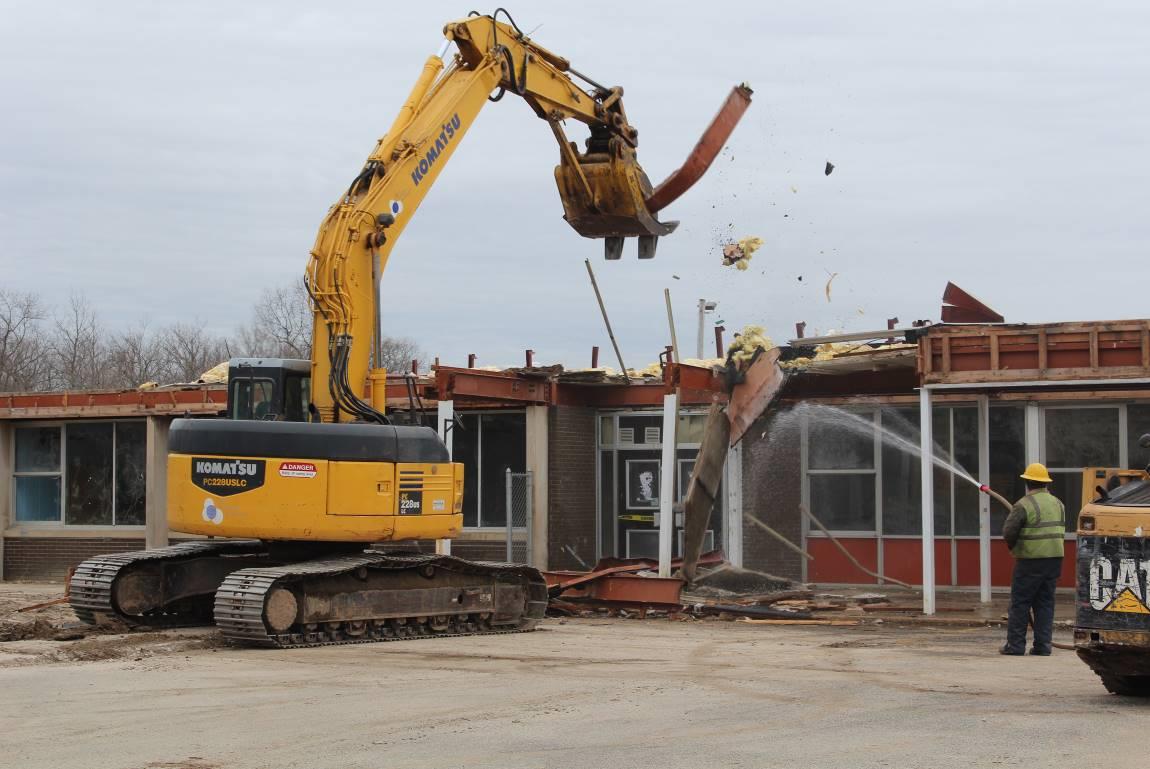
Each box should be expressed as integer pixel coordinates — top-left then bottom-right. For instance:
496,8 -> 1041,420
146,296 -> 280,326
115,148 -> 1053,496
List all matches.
1074,459 -> 1150,695
68,11 -> 749,647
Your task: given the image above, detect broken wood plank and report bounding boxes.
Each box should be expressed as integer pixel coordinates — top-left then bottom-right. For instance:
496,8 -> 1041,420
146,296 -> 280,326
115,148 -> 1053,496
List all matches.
737,618 -> 859,626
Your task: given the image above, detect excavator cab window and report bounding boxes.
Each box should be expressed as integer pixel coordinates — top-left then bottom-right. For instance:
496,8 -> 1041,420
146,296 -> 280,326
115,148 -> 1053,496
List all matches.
230,378 -> 275,421
282,374 -> 310,423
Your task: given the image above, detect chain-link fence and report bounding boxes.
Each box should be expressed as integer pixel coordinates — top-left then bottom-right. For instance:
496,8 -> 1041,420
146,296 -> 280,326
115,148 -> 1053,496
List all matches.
504,469 -> 533,565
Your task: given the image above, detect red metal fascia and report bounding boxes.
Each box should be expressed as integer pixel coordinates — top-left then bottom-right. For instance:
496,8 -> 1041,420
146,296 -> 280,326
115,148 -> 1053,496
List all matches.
435,366 -> 553,405
0,386 -> 227,419
668,362 -> 726,395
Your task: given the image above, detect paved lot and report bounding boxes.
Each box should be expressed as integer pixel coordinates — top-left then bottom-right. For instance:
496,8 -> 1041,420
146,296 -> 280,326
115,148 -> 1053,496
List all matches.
0,590 -> 1145,769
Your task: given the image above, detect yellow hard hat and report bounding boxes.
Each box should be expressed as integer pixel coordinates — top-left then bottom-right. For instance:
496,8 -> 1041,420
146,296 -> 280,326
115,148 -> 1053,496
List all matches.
1020,463 -> 1052,483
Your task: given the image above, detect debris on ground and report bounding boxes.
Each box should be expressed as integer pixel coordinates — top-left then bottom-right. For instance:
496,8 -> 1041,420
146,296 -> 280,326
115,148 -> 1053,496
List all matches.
721,236 -> 763,270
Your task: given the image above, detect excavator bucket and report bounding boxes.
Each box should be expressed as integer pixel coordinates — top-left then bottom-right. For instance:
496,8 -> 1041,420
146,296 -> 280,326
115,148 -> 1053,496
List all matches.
555,153 -> 678,259
555,83 -> 753,259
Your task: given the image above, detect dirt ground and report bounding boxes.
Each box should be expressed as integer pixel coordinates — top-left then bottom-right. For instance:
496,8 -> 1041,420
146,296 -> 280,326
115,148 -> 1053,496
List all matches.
1,583 -> 1144,769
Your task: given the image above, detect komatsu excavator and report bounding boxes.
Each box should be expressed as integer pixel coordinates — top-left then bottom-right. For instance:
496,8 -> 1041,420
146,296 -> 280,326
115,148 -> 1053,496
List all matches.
68,12 -> 749,647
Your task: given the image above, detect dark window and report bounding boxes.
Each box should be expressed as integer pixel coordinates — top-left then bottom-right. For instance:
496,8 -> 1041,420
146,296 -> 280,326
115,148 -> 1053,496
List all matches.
478,413 -> 526,528
808,411 -> 874,470
1045,407 -> 1119,526
12,422 -> 146,526
879,408 -> 952,536
15,427 -> 60,472
115,422 -> 147,525
810,474 -> 876,531
282,375 -> 309,422
952,407 -> 981,536
989,406 -> 1026,535
1045,408 -> 1119,468
454,414 -> 480,528
1128,404 -> 1150,471
230,378 -> 275,420
452,412 -> 526,528
65,423 -> 114,525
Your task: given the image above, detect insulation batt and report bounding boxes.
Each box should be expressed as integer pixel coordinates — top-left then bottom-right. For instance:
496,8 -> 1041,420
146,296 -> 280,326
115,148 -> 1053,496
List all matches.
722,236 -> 764,270
727,324 -> 773,367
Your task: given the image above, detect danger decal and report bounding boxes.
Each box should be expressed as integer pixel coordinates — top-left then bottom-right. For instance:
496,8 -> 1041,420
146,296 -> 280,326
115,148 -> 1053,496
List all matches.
279,461 -> 317,479
191,457 -> 266,497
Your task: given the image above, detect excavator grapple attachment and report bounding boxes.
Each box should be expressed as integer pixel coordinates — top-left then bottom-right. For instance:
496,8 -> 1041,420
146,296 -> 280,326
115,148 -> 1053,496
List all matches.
554,152 -> 678,259
553,83 -> 752,259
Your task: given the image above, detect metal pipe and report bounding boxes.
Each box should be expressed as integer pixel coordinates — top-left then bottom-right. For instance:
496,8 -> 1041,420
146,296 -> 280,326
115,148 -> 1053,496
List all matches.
467,353 -> 476,369
525,349 -> 534,368
584,259 -> 630,382
664,288 -> 680,364
714,326 -> 725,358
788,326 -> 917,347
591,346 -> 600,368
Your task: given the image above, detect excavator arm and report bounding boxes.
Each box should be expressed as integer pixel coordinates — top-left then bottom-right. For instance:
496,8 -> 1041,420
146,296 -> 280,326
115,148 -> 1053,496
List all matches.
307,12 -> 750,423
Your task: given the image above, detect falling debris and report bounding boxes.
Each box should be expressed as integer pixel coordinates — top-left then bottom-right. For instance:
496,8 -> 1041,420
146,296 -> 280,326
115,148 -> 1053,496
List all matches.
797,275 -> 803,282
790,185 -> 798,194
721,236 -> 764,271
825,161 -> 835,176
824,272 -> 838,302
726,325 -> 773,366
672,274 -> 681,280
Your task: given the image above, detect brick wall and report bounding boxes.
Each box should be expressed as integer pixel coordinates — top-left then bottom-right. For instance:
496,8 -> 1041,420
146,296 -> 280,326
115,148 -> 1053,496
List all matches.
741,408 -> 804,581
3,537 -> 145,581
548,406 -> 597,569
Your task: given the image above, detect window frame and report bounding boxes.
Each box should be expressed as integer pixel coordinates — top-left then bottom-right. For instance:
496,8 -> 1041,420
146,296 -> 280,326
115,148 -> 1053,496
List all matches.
9,420 -> 147,530
458,409 -> 528,531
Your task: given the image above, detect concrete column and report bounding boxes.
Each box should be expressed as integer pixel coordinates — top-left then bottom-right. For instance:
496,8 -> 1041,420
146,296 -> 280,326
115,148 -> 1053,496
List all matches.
436,399 -> 454,556
977,394 -> 992,603
525,405 -> 549,570
0,422 -> 11,579
145,416 -> 170,550
725,441 -> 743,567
658,393 -> 678,577
919,387 -> 935,615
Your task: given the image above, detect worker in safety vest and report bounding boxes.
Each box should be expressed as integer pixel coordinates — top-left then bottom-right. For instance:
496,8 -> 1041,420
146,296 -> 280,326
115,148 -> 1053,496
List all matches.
1000,463 -> 1065,656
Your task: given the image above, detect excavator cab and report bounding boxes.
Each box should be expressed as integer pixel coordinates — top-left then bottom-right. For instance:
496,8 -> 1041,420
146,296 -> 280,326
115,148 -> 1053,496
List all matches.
226,358 -> 311,423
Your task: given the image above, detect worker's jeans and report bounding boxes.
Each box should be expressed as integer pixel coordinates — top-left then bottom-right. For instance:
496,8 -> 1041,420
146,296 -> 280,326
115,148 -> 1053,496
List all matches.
1006,557 -> 1063,653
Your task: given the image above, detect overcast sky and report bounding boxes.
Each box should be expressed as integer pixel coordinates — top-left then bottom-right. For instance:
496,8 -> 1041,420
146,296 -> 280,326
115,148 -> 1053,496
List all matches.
2,1 -> 1148,368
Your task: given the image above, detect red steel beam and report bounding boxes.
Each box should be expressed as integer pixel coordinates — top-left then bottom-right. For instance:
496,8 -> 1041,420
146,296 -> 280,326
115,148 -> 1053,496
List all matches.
435,366 -> 553,404
645,84 -> 754,213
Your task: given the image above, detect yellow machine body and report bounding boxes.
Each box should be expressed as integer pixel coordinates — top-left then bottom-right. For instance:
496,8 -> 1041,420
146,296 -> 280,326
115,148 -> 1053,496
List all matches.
167,453 -> 463,542
1075,467 -> 1150,695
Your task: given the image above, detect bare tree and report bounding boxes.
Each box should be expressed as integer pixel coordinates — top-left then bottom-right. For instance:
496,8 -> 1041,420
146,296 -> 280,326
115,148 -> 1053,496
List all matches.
157,322 -> 228,383
49,293 -> 109,390
0,289 -> 49,391
106,324 -> 166,388
255,281 -> 312,359
379,336 -> 425,374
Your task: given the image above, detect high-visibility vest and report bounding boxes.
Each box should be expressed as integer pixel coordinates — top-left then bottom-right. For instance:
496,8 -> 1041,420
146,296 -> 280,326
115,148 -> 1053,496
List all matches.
1013,490 -> 1066,559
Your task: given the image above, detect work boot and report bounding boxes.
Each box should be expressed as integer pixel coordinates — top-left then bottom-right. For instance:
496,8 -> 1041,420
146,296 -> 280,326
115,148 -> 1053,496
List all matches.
999,644 -> 1025,656
1029,646 -> 1052,656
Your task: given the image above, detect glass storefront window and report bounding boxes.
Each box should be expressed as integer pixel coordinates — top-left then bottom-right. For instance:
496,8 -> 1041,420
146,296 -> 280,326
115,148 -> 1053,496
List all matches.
12,422 -> 146,526
452,412 -> 526,529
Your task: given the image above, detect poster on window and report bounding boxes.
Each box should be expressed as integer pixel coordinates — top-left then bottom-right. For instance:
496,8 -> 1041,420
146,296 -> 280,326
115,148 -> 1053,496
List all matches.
677,458 -> 695,502
625,459 -> 661,510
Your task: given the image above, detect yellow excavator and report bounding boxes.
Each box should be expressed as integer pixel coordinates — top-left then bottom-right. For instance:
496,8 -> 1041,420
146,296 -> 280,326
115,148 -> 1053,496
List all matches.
1074,456 -> 1150,695
68,11 -> 749,647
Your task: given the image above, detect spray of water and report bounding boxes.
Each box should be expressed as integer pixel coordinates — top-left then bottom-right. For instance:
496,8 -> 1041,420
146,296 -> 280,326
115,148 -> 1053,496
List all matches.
764,402 -> 980,488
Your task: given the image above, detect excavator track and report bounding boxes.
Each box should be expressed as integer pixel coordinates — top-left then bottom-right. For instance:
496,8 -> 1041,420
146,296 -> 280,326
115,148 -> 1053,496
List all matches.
70,540 -> 270,628
214,552 -> 548,648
